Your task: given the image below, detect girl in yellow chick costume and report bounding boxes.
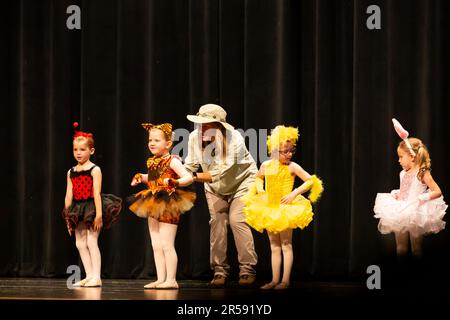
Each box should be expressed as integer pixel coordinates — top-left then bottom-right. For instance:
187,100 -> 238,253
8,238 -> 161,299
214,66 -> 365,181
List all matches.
243,125 -> 323,290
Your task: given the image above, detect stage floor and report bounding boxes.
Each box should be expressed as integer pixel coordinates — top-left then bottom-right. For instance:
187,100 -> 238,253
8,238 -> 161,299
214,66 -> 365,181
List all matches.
0,278 -> 371,300
1,277 -> 449,319
0,277 -> 448,302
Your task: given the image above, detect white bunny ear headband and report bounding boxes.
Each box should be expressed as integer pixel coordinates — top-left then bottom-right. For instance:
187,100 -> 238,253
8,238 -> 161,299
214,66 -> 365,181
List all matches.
392,118 -> 416,157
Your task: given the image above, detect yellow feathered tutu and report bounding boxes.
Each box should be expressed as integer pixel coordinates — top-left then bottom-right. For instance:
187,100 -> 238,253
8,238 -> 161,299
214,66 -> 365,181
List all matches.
243,160 -> 323,233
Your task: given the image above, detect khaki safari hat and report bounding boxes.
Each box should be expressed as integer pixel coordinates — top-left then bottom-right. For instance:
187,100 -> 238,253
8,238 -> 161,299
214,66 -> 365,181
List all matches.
186,104 -> 234,131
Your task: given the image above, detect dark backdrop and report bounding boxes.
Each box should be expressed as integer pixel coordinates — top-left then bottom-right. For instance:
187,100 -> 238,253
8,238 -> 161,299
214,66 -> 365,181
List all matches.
1,0 -> 449,282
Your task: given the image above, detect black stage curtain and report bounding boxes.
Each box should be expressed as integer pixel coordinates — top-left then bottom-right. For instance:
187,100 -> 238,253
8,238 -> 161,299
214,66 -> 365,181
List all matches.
1,0 -> 449,282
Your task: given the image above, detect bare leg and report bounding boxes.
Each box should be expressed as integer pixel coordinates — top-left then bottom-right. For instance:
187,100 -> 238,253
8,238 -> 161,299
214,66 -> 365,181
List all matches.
145,218 -> 166,288
394,232 -> 409,257
261,232 -> 281,289
410,232 -> 424,284
156,222 -> 179,289
393,231 -> 410,285
410,234 -> 423,259
279,229 -> 293,286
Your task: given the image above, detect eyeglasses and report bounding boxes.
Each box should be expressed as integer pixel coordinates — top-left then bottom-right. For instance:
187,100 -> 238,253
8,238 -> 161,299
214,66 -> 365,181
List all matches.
278,147 -> 296,155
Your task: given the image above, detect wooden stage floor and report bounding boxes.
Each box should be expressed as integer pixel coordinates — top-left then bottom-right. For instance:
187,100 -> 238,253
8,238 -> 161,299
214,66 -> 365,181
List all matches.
1,278 -> 449,318
0,277 -> 448,301
0,278 -> 370,300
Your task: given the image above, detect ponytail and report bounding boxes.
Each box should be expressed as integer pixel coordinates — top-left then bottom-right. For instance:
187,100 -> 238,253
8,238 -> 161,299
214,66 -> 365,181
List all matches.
416,145 -> 431,182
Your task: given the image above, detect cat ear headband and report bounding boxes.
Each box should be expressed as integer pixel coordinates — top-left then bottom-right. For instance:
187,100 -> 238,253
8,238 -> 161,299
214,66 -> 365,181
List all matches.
142,123 -> 173,138
392,118 -> 415,157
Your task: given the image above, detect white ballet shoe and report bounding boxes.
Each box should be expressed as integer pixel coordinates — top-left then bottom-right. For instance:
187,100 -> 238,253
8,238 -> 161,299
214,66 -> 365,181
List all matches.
72,278 -> 90,287
144,281 -> 164,289
83,278 -> 102,287
156,281 -> 179,289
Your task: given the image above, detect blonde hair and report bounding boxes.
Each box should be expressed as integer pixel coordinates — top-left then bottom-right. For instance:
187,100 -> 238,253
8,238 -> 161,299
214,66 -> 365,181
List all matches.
267,125 -> 299,155
398,137 -> 431,182
73,135 -> 94,149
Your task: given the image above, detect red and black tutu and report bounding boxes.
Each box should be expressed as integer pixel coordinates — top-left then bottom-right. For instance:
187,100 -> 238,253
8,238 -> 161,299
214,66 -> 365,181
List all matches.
62,165 -> 122,233
63,194 -> 122,232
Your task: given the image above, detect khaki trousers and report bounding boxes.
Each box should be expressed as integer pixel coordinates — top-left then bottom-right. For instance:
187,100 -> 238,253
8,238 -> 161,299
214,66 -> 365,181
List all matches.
205,191 -> 258,277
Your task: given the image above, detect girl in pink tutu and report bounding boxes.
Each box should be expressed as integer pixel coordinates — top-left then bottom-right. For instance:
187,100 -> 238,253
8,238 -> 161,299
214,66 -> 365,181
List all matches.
374,119 -> 447,258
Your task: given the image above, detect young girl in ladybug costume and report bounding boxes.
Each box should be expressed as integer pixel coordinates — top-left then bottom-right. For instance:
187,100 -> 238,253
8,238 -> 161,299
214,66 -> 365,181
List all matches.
62,123 -> 122,287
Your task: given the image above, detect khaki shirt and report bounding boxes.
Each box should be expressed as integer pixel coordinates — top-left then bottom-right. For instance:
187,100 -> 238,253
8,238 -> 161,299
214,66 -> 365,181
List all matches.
184,129 -> 257,199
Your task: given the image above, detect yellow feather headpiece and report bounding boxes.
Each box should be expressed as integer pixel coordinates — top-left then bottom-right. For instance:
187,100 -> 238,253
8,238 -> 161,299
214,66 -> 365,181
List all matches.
142,123 -> 173,139
267,125 -> 299,154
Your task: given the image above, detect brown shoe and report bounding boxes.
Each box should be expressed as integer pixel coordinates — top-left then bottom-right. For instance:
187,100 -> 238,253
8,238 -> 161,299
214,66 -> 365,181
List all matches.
210,274 -> 227,287
238,274 -> 256,286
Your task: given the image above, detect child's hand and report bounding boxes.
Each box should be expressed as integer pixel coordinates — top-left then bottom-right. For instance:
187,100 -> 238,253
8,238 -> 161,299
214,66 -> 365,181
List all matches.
418,193 -> 430,206
93,216 -> 103,232
164,178 -> 179,187
281,192 -> 297,204
131,173 -> 142,186
390,190 -> 399,200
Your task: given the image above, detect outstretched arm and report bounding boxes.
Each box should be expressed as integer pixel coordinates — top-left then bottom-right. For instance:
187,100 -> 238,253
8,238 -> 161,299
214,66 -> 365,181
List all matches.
131,173 -> 149,186
184,131 -> 205,181
192,172 -> 213,183
165,157 -> 194,187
